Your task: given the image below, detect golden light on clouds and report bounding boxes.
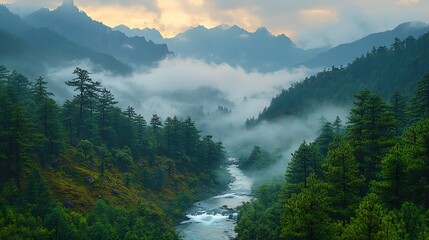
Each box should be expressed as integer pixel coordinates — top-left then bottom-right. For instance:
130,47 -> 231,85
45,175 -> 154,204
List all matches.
223,8 -> 262,32
79,4 -> 158,30
188,0 -> 204,6
80,0 -> 220,38
299,8 -> 338,25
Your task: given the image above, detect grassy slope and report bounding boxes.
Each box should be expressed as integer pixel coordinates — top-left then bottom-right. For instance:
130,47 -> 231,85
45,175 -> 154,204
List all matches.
37,147 -> 226,224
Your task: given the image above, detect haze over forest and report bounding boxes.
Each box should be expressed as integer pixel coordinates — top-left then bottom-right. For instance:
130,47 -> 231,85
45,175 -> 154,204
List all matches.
1,0 -> 429,239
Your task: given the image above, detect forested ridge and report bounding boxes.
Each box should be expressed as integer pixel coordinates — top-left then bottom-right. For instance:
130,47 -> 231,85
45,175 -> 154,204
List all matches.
0,65 -> 226,239
236,73 -> 429,239
250,30 -> 429,124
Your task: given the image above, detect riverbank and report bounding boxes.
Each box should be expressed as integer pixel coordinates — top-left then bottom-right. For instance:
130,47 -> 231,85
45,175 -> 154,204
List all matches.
175,158 -> 253,240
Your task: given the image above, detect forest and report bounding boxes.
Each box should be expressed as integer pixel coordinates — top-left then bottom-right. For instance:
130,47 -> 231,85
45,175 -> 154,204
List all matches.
249,32 -> 429,124
235,73 -> 429,239
0,65 -> 226,239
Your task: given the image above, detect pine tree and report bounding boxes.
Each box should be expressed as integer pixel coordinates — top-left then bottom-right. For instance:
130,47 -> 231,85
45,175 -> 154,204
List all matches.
285,141 -> 322,194
333,116 -> 343,134
31,77 -> 63,165
396,202 -> 427,240
377,145 -> 409,208
342,194 -> 401,240
150,114 -> 162,154
389,91 -> 407,136
183,116 -> 199,158
281,174 -> 335,240
323,139 -> 364,224
97,87 -> 117,143
170,116 -> 182,158
409,73 -> 429,122
315,122 -> 335,157
134,114 -> 147,157
7,70 -> 30,104
347,89 -> 396,186
65,67 -> 100,139
31,76 -> 54,135
399,119 -> 429,207
164,116 -> 173,156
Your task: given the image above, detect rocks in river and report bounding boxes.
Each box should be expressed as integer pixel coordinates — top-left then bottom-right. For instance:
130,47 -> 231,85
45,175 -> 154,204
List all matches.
221,205 -> 234,211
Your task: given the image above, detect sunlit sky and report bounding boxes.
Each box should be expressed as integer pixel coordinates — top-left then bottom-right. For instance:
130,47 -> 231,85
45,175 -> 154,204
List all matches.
4,0 -> 429,48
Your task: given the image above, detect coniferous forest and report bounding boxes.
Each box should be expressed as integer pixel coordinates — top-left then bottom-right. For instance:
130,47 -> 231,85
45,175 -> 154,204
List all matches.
235,73 -> 429,239
2,2 -> 429,239
3,35 -> 429,240
0,65 -> 226,239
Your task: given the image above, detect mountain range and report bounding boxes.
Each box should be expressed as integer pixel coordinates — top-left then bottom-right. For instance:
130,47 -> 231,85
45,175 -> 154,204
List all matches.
0,5 -> 132,77
25,1 -> 171,68
113,24 -> 164,44
0,1 -> 172,77
1,0 -> 429,76
115,22 -> 429,72
115,24 -> 324,72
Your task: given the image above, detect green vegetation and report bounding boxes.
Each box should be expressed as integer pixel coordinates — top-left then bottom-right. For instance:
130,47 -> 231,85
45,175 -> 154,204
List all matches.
238,146 -> 278,172
249,32 -> 429,125
0,66 -> 226,239
236,73 -> 429,239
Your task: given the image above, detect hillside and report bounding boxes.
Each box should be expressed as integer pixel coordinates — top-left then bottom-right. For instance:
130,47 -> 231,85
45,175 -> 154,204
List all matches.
305,21 -> 429,68
253,31 -> 429,123
0,66 -> 228,239
236,77 -> 429,239
0,5 -> 130,77
25,1 -> 171,67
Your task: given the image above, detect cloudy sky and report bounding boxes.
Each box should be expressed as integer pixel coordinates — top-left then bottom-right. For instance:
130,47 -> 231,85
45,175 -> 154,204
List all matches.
5,0 -> 429,48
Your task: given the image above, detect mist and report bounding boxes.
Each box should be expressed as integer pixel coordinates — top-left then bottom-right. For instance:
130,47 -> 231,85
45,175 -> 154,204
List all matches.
46,57 -> 311,126
45,57 -> 349,182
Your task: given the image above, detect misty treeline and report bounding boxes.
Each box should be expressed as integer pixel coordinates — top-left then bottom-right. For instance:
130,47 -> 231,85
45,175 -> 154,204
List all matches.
235,73 -> 429,240
248,32 -> 429,125
238,145 -> 278,172
0,65 -> 225,239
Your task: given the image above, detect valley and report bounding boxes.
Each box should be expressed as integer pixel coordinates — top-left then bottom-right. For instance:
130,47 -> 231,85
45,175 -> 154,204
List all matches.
1,1 -> 429,239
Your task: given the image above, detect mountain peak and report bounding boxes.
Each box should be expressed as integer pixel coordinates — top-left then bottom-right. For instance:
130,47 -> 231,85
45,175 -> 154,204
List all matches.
62,0 -> 75,6
57,0 -> 79,13
255,27 -> 273,36
394,21 -> 428,31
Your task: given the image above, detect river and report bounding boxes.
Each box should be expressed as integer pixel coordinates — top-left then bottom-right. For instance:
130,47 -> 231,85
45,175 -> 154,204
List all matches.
175,158 -> 253,240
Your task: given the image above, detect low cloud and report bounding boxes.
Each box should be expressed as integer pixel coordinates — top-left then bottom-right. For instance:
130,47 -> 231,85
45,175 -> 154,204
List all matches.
46,57 -> 349,182
47,57 -> 311,122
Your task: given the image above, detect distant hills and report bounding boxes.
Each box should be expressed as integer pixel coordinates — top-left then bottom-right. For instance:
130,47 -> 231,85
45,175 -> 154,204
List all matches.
253,31 -> 429,124
116,24 -> 325,72
0,5 -> 131,77
113,25 -> 164,44
166,25 -> 327,72
114,22 -> 429,72
24,1 -> 171,68
1,0 -> 429,76
305,21 -> 429,68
